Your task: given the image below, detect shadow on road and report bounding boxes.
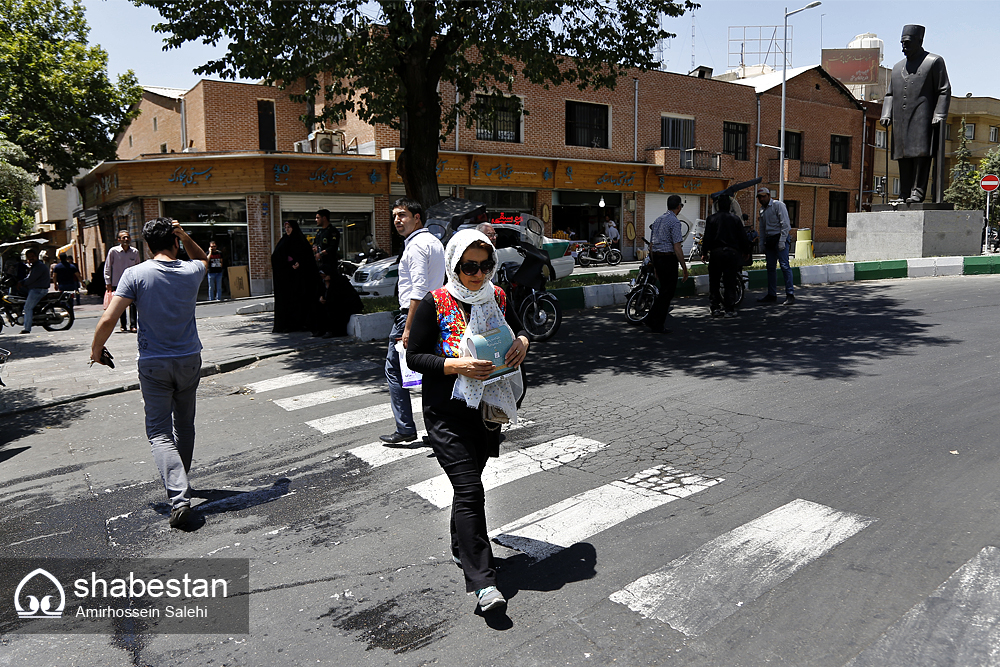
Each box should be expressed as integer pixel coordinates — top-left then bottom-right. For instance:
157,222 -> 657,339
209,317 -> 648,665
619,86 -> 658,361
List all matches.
526,284 -> 957,385
0,401 -> 89,448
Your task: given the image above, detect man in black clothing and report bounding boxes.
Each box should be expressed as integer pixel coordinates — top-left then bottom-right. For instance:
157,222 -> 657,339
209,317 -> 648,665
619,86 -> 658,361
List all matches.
703,195 -> 752,318
313,209 -> 341,276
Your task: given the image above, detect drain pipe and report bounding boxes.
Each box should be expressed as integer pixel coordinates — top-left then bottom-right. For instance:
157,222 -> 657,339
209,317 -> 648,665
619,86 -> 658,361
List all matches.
755,93 -> 763,251
633,77 -> 639,162
859,104 -> 867,211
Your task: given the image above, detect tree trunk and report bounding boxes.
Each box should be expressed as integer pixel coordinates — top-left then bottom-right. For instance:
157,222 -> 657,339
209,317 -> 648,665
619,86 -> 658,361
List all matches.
396,28 -> 444,212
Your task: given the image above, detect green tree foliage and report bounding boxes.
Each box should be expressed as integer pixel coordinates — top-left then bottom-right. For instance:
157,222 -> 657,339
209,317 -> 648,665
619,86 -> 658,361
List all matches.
944,118 -> 984,212
976,146 -> 1000,229
0,134 -> 38,241
137,0 -> 696,207
0,0 -> 143,188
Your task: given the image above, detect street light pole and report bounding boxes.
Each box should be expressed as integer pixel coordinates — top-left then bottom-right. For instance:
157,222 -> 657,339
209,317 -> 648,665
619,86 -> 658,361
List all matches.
780,2 -> 821,203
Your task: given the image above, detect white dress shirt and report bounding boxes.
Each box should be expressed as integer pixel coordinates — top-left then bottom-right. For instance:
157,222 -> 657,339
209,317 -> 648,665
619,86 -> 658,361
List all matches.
397,228 -> 445,309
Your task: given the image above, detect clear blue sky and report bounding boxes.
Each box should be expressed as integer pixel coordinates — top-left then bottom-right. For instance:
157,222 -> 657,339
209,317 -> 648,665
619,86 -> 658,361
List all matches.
84,0 -> 998,99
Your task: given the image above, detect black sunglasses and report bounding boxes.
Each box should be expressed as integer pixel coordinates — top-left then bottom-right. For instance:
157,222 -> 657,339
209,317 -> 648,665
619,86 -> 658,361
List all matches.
458,259 -> 496,276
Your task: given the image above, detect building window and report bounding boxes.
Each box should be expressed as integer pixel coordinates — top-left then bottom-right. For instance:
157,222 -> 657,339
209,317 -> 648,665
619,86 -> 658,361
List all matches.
153,117 -> 158,132
945,124 -> 952,140
784,131 -> 802,160
892,178 -> 900,195
785,200 -> 799,228
875,129 -> 887,149
159,143 -> 167,153
722,121 -> 749,161
831,135 -> 851,168
829,191 -> 849,227
565,101 -> 609,148
991,126 -> 999,143
258,100 -> 276,151
965,123 -> 976,140
476,94 -> 522,143
128,135 -> 133,148
661,115 -> 694,150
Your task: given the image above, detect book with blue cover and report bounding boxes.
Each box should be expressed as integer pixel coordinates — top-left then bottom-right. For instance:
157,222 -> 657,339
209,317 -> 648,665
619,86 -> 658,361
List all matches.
464,326 -> 516,384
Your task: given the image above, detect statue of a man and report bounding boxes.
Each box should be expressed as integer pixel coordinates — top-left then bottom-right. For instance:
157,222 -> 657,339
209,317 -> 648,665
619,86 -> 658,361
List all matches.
879,24 -> 951,203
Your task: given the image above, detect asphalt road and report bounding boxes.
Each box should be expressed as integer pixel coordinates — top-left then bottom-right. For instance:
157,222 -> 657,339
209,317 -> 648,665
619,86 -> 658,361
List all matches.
2,275 -> 1000,666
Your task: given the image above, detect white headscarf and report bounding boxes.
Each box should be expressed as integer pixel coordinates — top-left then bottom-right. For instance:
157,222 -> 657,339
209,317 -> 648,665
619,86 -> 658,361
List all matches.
444,229 -> 519,423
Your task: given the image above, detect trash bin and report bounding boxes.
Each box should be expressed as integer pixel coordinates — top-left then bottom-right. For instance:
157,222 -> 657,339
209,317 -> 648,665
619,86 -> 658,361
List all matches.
794,228 -> 813,259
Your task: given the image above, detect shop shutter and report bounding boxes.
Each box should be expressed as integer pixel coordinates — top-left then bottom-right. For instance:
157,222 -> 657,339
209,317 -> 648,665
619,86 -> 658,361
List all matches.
389,184 -> 453,197
279,194 -> 374,213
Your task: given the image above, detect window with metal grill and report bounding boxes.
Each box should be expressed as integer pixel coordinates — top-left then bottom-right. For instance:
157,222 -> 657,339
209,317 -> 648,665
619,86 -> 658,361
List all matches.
565,101 -> 609,148
476,94 -> 522,143
723,122 -> 748,160
830,134 -> 851,168
661,115 -> 695,150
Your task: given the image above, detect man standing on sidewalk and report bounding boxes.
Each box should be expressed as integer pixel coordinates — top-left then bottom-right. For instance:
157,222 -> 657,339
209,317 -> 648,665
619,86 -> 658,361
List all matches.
207,241 -> 225,300
313,209 -> 341,277
17,248 -> 49,334
703,195 -> 752,318
105,230 -> 140,331
381,198 -> 445,446
756,187 -> 795,305
645,195 -> 689,334
91,219 -> 208,529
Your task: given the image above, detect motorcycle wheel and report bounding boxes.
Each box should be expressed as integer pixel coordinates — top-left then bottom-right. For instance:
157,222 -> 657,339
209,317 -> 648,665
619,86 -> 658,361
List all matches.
625,284 -> 657,324
606,249 -> 622,266
577,253 -> 592,267
733,276 -> 746,307
519,294 -> 562,342
41,304 -> 74,331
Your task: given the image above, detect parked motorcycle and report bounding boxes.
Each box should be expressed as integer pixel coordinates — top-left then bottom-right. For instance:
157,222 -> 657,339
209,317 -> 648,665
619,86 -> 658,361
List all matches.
495,241 -> 562,342
0,275 -> 75,332
624,244 -> 658,325
341,236 -> 390,276
576,235 -> 622,267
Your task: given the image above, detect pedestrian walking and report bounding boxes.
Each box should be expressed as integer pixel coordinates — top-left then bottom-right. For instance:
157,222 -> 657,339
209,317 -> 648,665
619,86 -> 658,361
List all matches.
17,248 -> 49,334
406,228 -> 529,613
270,220 -> 320,333
703,195 -> 752,318
206,241 -> 225,300
51,253 -> 81,293
380,197 -> 446,446
645,195 -> 689,334
604,215 -> 620,249
755,187 -> 795,305
90,219 -> 209,529
105,230 -> 140,331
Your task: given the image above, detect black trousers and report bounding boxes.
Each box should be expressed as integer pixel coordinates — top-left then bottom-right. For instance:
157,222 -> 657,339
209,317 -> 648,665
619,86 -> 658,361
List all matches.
444,451 -> 496,593
899,156 -> 932,201
119,302 -> 137,329
647,252 -> 679,330
708,248 -> 742,311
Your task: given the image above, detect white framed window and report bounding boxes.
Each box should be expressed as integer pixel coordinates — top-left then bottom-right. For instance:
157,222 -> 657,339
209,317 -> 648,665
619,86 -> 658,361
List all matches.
965,124 -> 975,140
892,178 -> 900,195
991,126 -> 999,143
875,129 -> 887,149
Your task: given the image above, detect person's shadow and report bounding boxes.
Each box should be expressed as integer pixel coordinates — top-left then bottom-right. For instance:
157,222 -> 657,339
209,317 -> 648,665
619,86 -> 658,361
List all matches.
476,541 -> 598,630
152,479 -> 293,532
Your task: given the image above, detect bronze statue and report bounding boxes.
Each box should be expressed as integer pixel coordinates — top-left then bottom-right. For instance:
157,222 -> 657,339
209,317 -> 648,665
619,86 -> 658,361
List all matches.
879,24 -> 951,203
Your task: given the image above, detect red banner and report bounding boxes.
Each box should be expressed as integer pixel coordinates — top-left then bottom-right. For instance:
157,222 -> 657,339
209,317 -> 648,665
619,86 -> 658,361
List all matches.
822,48 -> 880,84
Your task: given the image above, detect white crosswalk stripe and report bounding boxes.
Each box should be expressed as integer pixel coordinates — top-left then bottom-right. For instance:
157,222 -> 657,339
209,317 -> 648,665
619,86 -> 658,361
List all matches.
273,385 -> 383,411
244,360 -> 378,393
843,545 -> 1000,667
609,498 -> 875,637
492,465 -> 724,563
306,404 -> 421,435
408,435 -> 607,508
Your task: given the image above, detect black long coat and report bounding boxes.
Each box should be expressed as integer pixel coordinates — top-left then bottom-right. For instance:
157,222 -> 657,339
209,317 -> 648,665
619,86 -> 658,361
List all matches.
881,50 -> 951,159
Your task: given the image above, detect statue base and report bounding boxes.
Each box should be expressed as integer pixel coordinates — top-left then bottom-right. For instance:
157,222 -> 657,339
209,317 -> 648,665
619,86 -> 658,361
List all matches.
871,201 -> 955,212
846,209 -> 984,262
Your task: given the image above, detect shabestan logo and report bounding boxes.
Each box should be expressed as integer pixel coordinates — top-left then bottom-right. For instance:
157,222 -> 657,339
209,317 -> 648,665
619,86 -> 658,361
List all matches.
14,568 -> 65,619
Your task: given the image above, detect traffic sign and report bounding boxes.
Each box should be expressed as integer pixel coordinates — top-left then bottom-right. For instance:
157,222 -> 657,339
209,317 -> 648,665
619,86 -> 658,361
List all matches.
981,174 -> 1000,192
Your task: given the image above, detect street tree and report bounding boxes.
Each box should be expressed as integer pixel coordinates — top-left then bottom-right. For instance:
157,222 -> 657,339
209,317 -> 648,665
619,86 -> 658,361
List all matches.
0,134 -> 38,241
0,0 -> 143,188
137,0 -> 696,207
944,118 -> 983,212
976,146 -> 1000,229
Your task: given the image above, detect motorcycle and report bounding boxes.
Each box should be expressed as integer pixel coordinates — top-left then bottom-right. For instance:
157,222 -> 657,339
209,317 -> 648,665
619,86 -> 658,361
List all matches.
495,241 -> 562,342
576,235 -> 622,267
341,235 -> 390,276
0,275 -> 76,332
624,244 -> 658,325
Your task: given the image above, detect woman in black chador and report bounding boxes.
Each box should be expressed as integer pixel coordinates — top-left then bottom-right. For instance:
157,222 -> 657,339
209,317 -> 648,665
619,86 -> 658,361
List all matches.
270,220 -> 320,333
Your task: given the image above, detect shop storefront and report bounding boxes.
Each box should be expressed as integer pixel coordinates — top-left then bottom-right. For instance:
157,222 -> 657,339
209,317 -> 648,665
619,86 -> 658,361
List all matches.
279,194 -> 375,262
552,191 -> 622,245
465,188 -> 536,226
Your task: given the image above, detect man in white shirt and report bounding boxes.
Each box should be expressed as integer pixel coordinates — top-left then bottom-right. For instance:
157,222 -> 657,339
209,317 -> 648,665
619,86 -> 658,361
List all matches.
755,187 -> 795,305
381,198 -> 446,445
105,230 -> 140,331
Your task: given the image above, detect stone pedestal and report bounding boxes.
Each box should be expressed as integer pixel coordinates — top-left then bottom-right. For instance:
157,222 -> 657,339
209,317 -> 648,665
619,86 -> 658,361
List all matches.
846,209 -> 984,262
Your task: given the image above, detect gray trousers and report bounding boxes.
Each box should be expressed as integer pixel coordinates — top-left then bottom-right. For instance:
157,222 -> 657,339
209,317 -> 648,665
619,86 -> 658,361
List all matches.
138,353 -> 202,509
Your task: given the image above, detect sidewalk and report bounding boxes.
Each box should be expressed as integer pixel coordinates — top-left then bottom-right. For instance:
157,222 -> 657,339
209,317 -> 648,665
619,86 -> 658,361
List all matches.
0,297 -> 356,417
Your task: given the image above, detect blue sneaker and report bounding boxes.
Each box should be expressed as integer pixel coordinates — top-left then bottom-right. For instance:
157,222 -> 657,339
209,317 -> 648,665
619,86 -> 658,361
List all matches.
476,586 -> 506,612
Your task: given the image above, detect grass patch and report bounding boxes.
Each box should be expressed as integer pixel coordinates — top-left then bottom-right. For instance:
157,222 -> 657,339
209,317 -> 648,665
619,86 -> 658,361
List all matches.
361,296 -> 399,314
547,272 -> 637,289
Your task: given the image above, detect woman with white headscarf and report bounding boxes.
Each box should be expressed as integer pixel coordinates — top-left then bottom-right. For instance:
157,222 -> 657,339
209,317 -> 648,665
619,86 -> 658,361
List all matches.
406,228 -> 529,613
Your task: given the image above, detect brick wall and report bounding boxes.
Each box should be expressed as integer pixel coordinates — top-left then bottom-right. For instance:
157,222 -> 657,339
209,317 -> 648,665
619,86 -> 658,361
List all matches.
199,80 -> 311,153
117,93 -> 182,159
246,195 -> 270,284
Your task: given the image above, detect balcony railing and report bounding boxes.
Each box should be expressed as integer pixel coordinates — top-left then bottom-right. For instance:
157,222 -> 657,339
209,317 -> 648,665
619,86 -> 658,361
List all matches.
800,161 -> 831,178
680,149 -> 721,172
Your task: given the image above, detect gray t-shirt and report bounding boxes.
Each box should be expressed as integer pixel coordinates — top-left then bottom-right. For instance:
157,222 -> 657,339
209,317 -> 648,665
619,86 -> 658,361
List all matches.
116,259 -> 207,359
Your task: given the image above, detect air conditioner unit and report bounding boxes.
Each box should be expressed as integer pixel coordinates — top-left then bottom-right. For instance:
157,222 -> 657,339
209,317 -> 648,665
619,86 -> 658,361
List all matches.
294,140 -> 312,153
309,130 -> 344,155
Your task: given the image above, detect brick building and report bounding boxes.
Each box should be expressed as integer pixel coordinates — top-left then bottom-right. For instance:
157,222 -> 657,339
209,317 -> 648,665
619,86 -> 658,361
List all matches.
78,63 -> 867,295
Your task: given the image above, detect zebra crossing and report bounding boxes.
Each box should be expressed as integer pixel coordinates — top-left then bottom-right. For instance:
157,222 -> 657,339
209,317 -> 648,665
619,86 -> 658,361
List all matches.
246,362 -> 1000,657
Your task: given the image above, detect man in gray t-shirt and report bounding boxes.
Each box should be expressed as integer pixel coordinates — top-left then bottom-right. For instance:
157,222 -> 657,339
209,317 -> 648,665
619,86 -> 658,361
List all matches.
91,218 -> 208,529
